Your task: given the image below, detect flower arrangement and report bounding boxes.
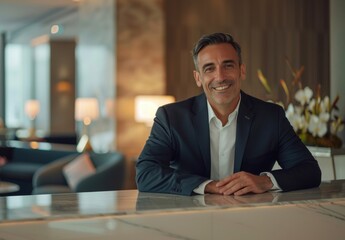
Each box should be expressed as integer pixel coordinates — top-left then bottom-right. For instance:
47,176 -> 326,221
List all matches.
258,58 -> 344,148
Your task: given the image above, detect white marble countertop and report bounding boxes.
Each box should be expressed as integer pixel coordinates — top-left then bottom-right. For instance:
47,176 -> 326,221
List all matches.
0,180 -> 345,239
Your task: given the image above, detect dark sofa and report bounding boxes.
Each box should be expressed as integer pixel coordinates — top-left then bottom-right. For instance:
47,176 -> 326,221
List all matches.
32,151 -> 126,194
0,146 -> 78,195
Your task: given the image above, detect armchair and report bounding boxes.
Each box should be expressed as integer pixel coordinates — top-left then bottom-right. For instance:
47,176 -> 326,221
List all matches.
32,151 -> 125,194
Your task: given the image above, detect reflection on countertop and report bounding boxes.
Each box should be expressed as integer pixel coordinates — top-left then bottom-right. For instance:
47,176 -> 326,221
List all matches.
1,180 -> 345,223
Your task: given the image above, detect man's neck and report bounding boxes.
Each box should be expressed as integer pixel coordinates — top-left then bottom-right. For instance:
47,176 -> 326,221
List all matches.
210,95 -> 241,126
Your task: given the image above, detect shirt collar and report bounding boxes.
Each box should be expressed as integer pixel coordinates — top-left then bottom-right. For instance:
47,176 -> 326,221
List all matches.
207,94 -> 241,123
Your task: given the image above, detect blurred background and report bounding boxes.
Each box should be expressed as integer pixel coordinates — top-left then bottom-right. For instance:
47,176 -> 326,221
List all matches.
0,0 -> 344,186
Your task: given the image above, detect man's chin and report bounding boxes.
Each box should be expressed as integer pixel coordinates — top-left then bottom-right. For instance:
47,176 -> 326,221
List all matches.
211,98 -> 232,106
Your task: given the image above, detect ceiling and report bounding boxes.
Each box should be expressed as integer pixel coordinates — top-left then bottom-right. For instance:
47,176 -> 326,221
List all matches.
0,0 -> 80,42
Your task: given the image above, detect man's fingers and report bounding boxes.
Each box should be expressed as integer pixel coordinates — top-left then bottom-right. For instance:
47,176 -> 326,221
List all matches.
219,179 -> 243,195
214,172 -> 272,195
233,187 -> 251,196
216,173 -> 240,187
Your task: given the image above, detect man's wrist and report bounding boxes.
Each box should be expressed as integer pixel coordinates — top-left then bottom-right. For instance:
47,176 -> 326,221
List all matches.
260,172 -> 281,191
193,180 -> 213,194
262,174 -> 273,190
204,180 -> 215,194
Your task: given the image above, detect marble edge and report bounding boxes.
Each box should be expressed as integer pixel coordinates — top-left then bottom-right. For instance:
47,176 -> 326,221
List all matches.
1,196 -> 345,225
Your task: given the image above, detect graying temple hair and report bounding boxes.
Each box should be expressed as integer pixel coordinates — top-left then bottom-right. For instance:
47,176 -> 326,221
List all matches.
192,33 -> 242,70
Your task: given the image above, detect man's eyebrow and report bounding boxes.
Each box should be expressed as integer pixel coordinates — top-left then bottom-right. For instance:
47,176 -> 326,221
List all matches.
201,62 -> 214,71
223,59 -> 236,65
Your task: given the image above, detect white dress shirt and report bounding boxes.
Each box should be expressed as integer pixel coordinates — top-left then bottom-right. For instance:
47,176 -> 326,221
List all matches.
208,100 -> 239,180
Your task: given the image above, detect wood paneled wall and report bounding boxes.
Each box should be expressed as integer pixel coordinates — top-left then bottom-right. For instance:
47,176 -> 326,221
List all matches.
116,0 -> 165,188
165,0 -> 330,104
116,0 -> 165,157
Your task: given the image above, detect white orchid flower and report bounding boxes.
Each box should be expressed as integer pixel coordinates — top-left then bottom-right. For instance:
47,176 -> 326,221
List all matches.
289,116 -> 301,132
286,105 -> 299,131
286,104 -> 294,118
278,82 -> 343,142
320,96 -> 330,113
308,99 -> 316,112
286,104 -> 298,129
286,104 -> 307,132
308,115 -> 327,137
319,112 -> 330,123
331,118 -> 345,134
295,86 -> 313,106
299,115 -> 308,132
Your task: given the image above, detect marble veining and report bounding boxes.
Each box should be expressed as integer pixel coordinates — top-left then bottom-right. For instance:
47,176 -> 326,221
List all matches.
1,200 -> 344,240
297,200 -> 345,221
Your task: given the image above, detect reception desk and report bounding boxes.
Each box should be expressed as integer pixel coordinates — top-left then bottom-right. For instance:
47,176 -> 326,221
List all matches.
0,180 -> 345,239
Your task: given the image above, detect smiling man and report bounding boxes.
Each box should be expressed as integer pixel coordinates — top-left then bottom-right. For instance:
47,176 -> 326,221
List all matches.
136,32 -> 321,196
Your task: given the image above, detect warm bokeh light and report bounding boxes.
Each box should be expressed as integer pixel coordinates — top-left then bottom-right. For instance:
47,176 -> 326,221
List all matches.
25,100 -> 40,120
75,98 -> 99,121
135,95 -> 175,126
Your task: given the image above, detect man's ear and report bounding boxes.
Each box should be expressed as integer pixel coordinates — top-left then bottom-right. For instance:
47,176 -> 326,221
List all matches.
240,63 -> 246,81
193,70 -> 202,87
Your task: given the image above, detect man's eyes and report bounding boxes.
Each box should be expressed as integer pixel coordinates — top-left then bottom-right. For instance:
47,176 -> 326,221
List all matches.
225,63 -> 235,68
204,66 -> 215,73
203,63 -> 235,73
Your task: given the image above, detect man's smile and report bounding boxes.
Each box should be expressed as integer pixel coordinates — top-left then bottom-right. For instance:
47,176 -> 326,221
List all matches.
210,80 -> 234,92
213,84 -> 232,91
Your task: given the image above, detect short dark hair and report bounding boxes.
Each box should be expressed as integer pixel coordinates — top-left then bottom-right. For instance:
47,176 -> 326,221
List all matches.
192,32 -> 242,70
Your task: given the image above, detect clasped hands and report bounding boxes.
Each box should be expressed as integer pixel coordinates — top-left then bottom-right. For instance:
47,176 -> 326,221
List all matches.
205,171 -> 273,196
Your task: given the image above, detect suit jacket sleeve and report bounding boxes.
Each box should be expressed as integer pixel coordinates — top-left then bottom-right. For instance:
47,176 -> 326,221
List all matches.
270,106 -> 322,191
136,106 -> 208,196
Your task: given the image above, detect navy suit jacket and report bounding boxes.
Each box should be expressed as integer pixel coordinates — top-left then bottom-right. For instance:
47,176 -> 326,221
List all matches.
136,91 -> 321,196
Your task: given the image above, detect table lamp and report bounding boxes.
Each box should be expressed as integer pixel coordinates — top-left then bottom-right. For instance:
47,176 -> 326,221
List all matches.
24,100 -> 40,138
75,98 -> 99,152
135,95 -> 175,127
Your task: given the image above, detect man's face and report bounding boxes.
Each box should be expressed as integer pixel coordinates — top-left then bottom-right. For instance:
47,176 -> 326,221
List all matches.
193,43 -> 246,111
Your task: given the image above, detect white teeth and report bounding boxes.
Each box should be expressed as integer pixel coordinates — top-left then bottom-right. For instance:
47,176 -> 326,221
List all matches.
214,85 -> 230,91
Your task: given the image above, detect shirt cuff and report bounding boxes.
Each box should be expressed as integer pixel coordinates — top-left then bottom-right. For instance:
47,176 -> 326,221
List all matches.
260,172 -> 282,191
193,180 -> 213,194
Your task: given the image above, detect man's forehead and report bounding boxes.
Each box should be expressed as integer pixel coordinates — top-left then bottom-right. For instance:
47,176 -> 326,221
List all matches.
197,43 -> 239,64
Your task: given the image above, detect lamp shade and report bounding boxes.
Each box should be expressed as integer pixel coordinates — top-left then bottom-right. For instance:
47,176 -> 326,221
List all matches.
75,98 -> 99,121
135,95 -> 175,126
25,100 -> 40,120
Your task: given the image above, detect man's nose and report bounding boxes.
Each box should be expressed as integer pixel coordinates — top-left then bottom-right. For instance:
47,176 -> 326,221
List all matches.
215,67 -> 226,80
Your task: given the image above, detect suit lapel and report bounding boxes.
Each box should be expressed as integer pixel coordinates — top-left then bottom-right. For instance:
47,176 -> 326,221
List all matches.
192,94 -> 211,177
234,92 -> 254,172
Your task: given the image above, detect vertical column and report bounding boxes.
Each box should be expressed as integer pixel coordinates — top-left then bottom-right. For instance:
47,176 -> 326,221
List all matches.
330,0 -> 345,144
50,40 -> 76,135
0,33 -> 5,125
77,0 -> 116,152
